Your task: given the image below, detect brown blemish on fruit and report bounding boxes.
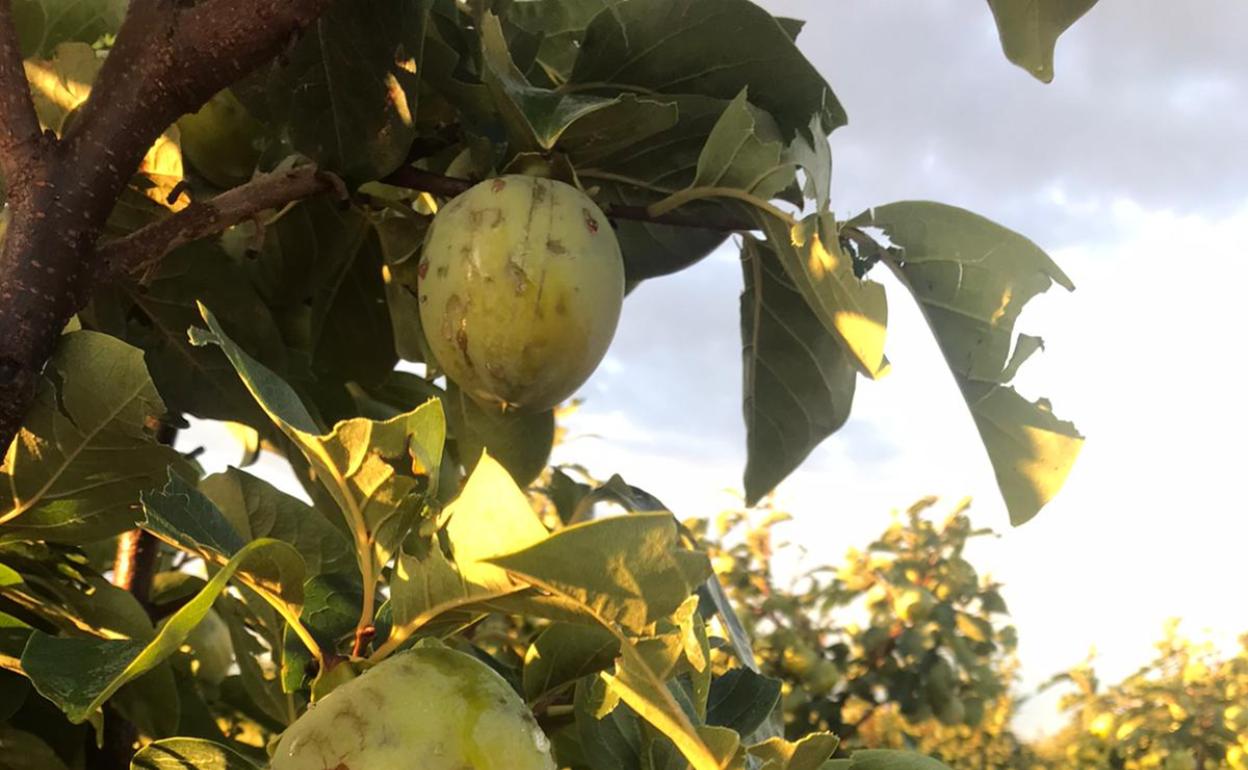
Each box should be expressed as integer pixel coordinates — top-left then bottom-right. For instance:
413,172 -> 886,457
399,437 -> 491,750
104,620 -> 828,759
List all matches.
457,326 -> 473,369
546,239 -> 566,254
417,259 -> 429,279
436,265 -> 448,277
531,182 -> 547,202
583,209 -> 599,234
555,295 -> 568,316
506,261 -> 529,295
491,178 -> 507,193
442,294 -> 465,344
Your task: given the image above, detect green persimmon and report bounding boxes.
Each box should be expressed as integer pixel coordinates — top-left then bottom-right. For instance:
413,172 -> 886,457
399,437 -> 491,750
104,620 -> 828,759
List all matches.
178,89 -> 265,188
417,175 -> 625,412
270,646 -> 555,770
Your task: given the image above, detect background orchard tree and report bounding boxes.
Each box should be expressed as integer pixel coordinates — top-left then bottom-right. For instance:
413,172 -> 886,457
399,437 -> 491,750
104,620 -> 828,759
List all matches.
1033,624 -> 1248,770
698,498 -> 1033,766
0,0 -> 1098,769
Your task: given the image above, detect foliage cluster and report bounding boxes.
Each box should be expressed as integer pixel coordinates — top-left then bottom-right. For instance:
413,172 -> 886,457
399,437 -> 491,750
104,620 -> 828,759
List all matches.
709,502 -> 1248,770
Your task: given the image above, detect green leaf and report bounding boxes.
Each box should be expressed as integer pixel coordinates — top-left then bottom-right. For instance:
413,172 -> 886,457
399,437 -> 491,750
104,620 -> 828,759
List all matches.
189,304 -> 446,597
860,201 -> 1083,525
748,732 -> 839,770
199,468 -> 355,578
249,196 -> 397,392
575,678 -> 645,770
489,513 -> 711,635
605,636 -> 728,770
692,89 -> 793,199
12,0 -> 125,58
848,750 -> 955,770
257,0 -> 430,180
987,0 -> 1099,82
481,13 -> 675,154
140,472 -> 309,651
757,213 -> 888,379
279,573 -> 370,692
523,622 -> 619,702
739,235 -> 858,505
21,538 -> 299,724
507,0 -> 624,80
0,331 -> 185,543
0,725 -> 70,770
570,0 -> 846,135
446,382 -> 554,487
580,94 -> 751,282
373,210 -> 432,363
131,738 -> 263,770
99,241 -> 289,430
785,116 -> 833,212
706,668 -> 782,738
387,542 -> 490,636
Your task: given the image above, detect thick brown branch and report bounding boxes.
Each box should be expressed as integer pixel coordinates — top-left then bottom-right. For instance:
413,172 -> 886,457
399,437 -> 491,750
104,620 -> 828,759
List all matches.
0,0 -> 43,182
98,166 -> 336,277
0,0 -> 334,454
383,167 -> 753,233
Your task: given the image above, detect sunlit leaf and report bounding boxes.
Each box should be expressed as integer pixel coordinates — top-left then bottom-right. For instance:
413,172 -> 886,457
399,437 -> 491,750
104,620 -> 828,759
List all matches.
445,452 -> 549,592
748,732 -> 839,770
490,513 -> 712,635
757,213 -> 888,379
131,737 -> 263,770
604,635 -> 728,770
0,331 -> 186,544
987,0 -> 1100,82
739,235 -> 858,505
860,201 -> 1083,525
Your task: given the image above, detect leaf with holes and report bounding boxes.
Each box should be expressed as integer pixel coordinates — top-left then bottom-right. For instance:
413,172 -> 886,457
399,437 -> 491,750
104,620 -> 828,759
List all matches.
860,201 -> 1082,525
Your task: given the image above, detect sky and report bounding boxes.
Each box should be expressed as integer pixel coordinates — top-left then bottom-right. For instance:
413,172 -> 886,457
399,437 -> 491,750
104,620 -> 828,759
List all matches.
182,0 -> 1248,738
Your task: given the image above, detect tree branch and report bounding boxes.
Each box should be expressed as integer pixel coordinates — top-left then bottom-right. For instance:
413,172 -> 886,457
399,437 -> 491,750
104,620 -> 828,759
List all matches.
98,166 -> 338,277
0,0 -> 334,454
383,166 -> 755,233
0,0 -> 43,184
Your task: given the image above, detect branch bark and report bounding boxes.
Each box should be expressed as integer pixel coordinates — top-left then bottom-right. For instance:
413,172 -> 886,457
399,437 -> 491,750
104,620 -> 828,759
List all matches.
0,0 -> 334,454
0,0 -> 41,183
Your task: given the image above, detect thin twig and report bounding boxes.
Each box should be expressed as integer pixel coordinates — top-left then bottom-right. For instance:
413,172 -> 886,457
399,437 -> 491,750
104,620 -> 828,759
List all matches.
98,166 -> 337,277
383,166 -> 757,233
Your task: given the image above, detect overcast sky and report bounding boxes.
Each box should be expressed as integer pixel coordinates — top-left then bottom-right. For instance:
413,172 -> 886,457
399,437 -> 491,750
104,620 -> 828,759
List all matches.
550,0 -> 1248,734
184,0 -> 1248,737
